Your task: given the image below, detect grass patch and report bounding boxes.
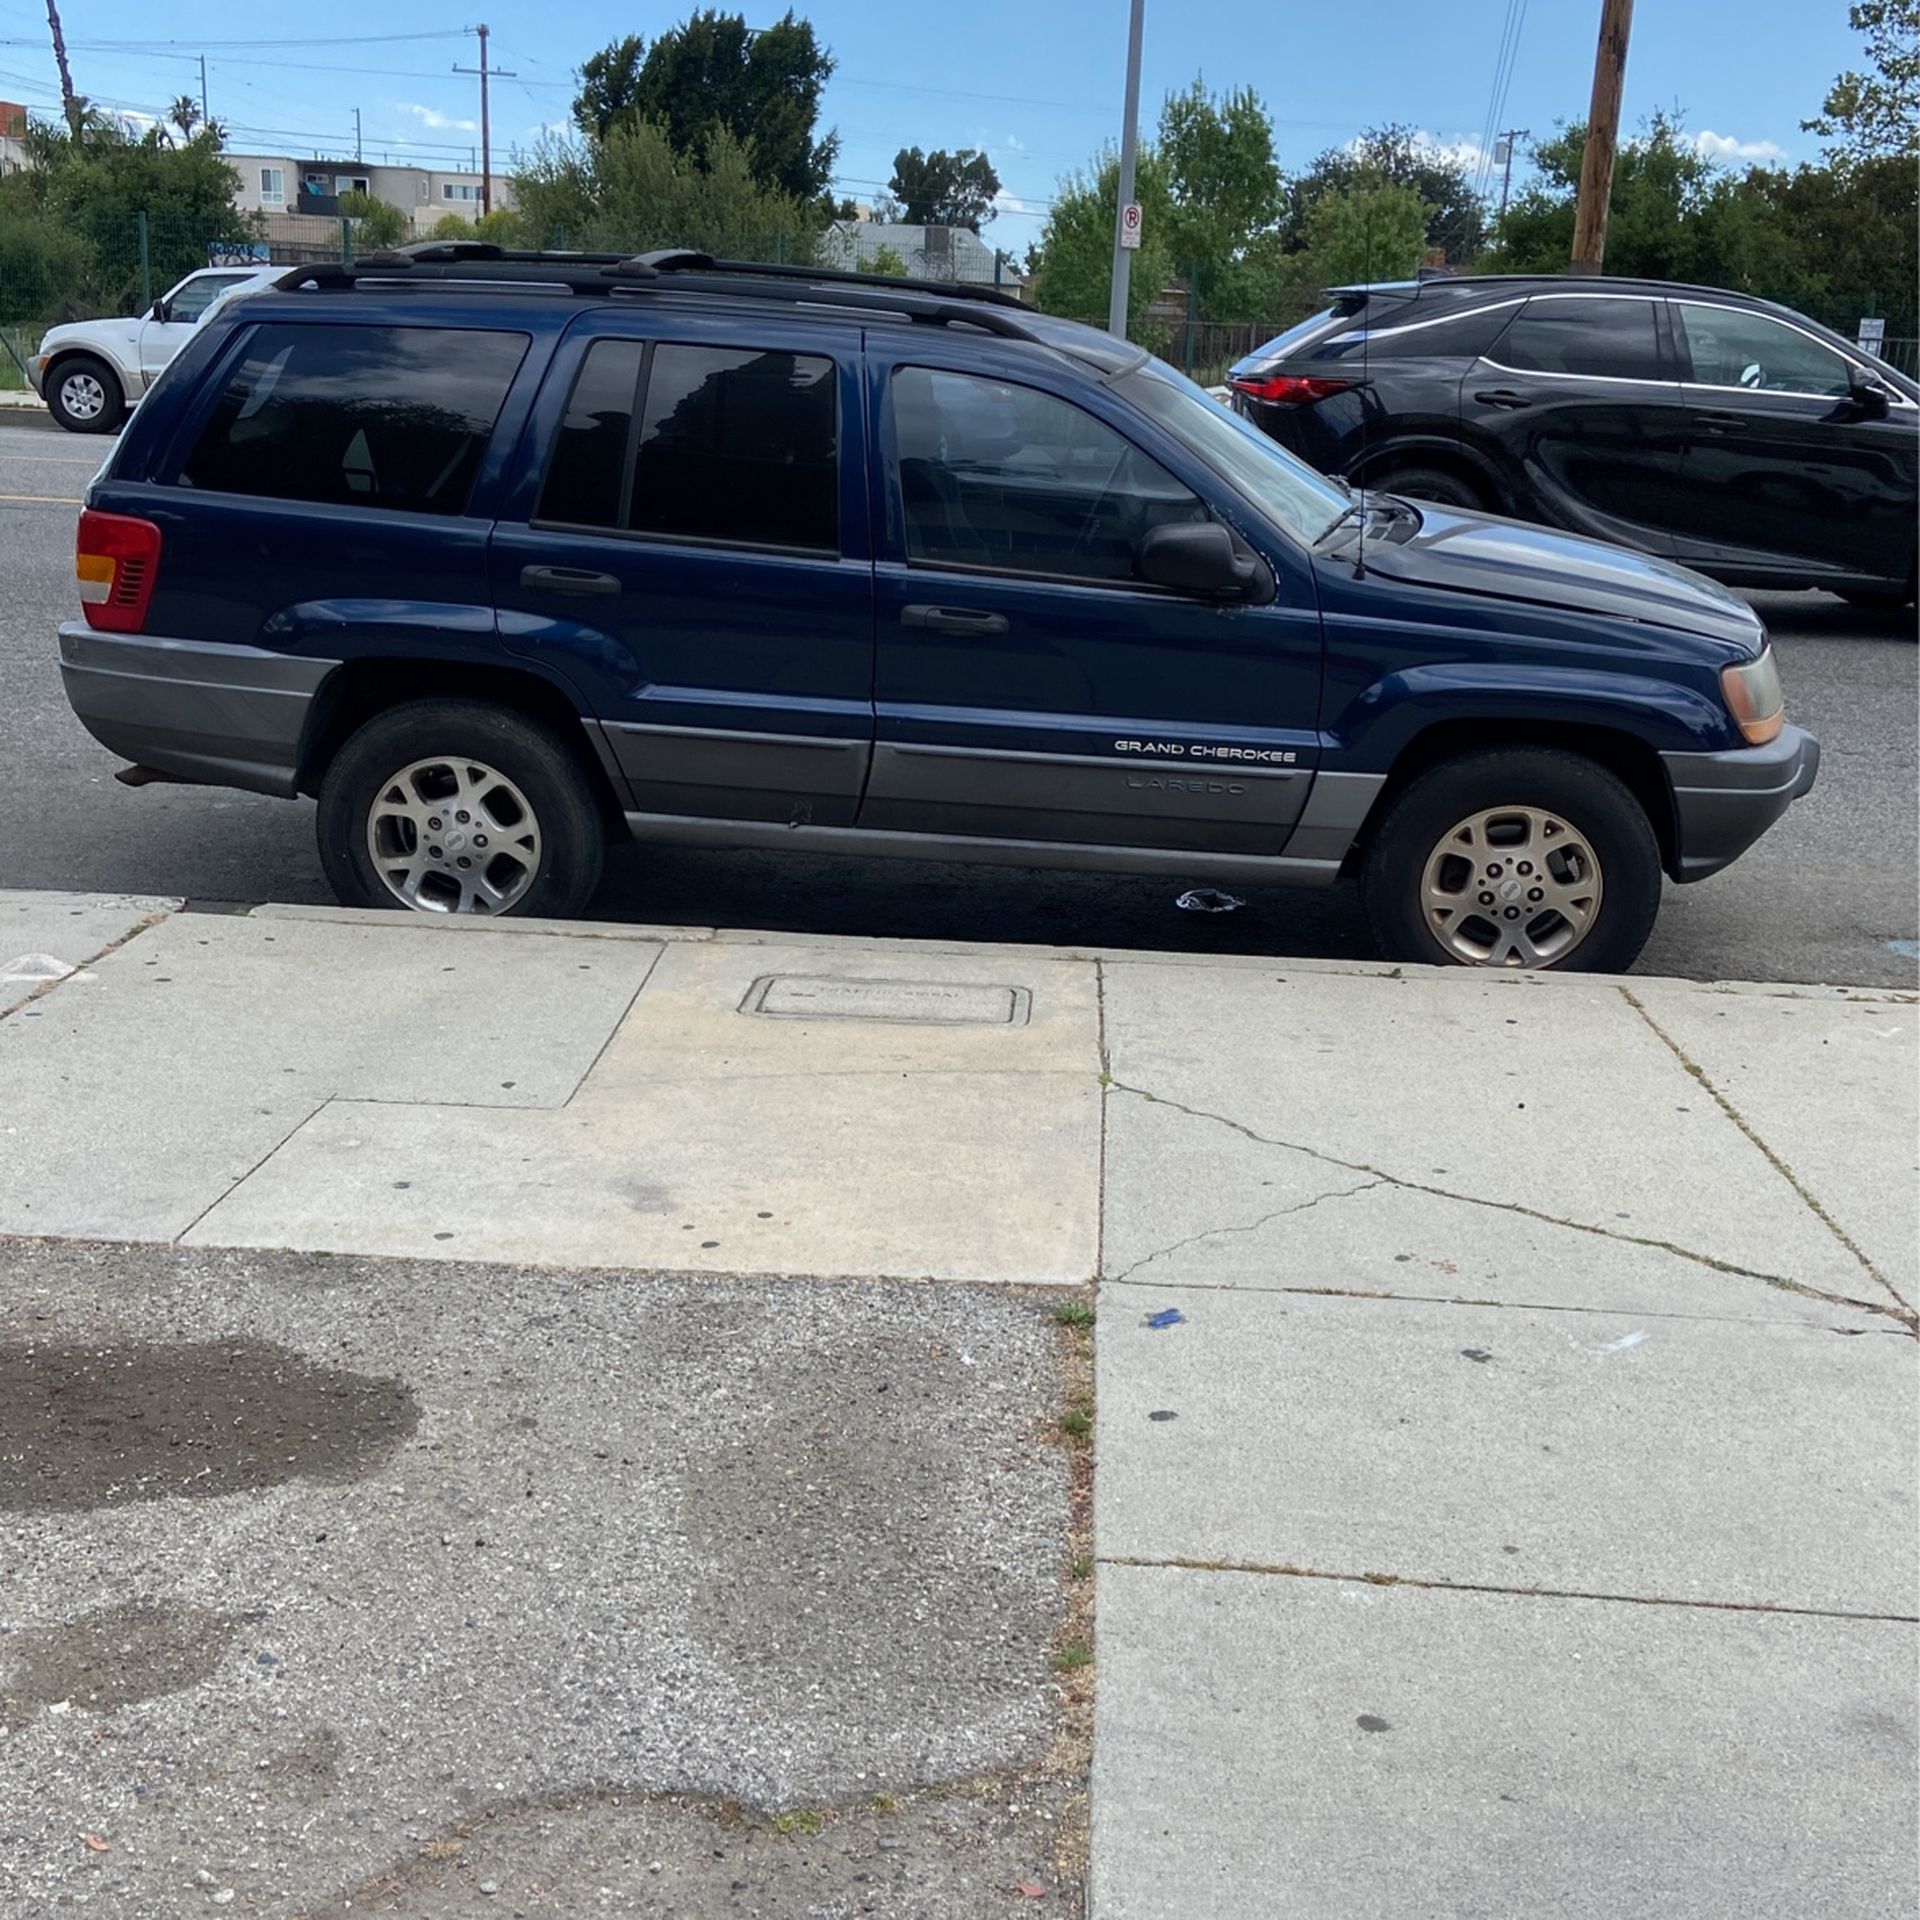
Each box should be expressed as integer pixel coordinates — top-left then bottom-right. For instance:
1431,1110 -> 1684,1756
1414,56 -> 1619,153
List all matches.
1052,1300 -> 1095,1328
1069,1553 -> 1093,1581
772,1808 -> 825,1836
1058,1404 -> 1093,1444
1051,1640 -> 1092,1673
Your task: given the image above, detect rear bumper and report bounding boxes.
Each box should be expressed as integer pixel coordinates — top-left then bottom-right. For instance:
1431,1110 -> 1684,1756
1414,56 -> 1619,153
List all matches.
1661,724 -> 1820,882
58,623 -> 335,797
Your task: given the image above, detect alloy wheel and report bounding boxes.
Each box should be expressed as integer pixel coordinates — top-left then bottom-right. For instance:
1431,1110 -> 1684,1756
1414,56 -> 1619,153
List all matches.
1420,804 -> 1604,968
59,370 -> 106,421
365,756 -> 542,913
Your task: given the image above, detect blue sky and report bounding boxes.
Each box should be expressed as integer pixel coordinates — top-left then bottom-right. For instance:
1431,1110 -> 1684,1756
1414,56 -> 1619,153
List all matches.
0,0 -> 1868,250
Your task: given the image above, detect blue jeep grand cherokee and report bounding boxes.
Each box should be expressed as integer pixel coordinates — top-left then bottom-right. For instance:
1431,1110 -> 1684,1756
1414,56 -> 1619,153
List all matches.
58,244 -> 1818,972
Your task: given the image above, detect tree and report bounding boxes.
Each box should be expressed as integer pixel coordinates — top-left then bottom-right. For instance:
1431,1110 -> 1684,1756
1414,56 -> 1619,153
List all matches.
599,10 -> 837,203
338,189 -> 409,250
1803,0 -> 1919,160
866,241 -> 908,276
574,35 -> 647,141
512,119 -> 824,262
887,147 -> 1001,230
1284,123 -> 1486,263
1029,146 -> 1173,330
1301,177 -> 1430,284
1158,81 -> 1283,311
167,95 -> 201,142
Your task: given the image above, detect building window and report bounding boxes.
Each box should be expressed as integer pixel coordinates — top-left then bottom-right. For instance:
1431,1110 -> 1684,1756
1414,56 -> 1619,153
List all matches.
259,167 -> 285,207
442,182 -> 479,202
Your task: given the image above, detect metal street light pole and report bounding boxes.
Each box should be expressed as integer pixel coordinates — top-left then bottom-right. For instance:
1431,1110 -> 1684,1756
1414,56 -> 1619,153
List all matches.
1106,0 -> 1146,338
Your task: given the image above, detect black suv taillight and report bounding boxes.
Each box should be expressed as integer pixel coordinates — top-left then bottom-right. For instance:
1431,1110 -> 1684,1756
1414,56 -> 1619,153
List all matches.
76,509 -> 162,633
1227,373 -> 1356,405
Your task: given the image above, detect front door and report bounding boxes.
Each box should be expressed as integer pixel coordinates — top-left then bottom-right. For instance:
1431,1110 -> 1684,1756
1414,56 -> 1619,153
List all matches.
1668,297 -> 1918,587
492,322 -> 875,827
1468,292 -> 1690,556
862,355 -> 1323,854
137,272 -> 248,389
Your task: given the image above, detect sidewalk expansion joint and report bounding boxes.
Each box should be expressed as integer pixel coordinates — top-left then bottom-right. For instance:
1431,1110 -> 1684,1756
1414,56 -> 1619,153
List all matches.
1107,1273 -> 1907,1331
1620,985 -> 1910,1313
1104,1081 -> 1914,1329
171,1097 -> 336,1243
0,904 -> 174,1026
563,939 -> 665,1103
1104,1180 -> 1388,1284
1102,1556 -> 1920,1624
1094,957 -> 1112,1287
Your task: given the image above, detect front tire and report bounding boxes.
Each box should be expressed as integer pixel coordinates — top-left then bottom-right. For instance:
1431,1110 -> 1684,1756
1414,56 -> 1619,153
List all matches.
1369,464 -> 1488,510
47,354 -> 125,434
1359,749 -> 1661,973
317,700 -> 605,918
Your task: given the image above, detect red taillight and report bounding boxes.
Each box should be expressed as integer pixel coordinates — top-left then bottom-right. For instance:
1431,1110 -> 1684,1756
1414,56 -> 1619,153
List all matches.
76,509 -> 162,633
1228,373 -> 1354,405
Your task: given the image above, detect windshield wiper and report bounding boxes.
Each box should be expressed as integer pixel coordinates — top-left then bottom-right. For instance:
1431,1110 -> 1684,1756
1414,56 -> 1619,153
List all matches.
1314,500 -> 1364,545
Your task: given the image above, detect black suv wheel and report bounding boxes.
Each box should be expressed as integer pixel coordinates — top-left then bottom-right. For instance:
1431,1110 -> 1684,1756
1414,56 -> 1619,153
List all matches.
1359,748 -> 1661,972
317,700 -> 605,918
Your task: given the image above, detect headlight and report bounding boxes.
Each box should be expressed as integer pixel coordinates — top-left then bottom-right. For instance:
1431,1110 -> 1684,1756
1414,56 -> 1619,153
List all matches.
1720,647 -> 1784,745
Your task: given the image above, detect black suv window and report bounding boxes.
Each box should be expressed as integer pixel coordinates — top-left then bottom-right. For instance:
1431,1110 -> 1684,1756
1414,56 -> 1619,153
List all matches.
1492,296 -> 1665,380
1674,302 -> 1853,397
893,366 -> 1205,583
183,323 -> 528,514
538,340 -> 838,553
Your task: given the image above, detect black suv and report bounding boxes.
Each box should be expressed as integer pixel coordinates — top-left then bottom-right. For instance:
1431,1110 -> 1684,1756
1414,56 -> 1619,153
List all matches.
58,245 -> 1818,973
1229,276 -> 1919,607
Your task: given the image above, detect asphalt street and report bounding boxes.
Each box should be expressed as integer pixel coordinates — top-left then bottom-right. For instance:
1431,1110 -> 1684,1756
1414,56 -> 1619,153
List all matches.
3,414 -> 1914,986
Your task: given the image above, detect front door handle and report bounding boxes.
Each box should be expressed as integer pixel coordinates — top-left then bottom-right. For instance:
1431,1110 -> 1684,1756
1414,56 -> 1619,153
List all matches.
901,604 -> 1009,637
1474,388 -> 1531,409
1694,410 -> 1749,433
520,564 -> 622,596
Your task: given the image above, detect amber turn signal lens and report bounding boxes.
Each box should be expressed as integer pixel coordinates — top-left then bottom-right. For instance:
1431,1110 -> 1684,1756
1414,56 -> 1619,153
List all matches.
1721,649 -> 1784,746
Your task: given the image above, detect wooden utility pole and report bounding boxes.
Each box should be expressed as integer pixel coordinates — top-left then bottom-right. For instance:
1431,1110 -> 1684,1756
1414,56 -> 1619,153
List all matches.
453,24 -> 515,218
1570,0 -> 1634,273
44,0 -> 81,135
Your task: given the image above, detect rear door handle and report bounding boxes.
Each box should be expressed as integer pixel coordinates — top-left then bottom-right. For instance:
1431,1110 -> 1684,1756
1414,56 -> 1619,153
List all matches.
1694,410 -> 1749,433
901,604 -> 1009,637
520,564 -> 622,597
1474,388 -> 1531,409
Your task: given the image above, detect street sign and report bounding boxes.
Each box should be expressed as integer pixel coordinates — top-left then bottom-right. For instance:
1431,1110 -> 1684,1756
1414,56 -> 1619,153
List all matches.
1858,316 -> 1887,349
1119,202 -> 1142,250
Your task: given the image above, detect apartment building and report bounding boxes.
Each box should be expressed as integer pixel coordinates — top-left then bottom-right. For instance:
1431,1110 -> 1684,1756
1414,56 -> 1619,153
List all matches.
227,152 -> 515,234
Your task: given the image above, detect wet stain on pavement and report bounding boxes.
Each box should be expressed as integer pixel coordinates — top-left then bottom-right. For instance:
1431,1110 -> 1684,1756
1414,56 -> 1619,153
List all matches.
0,1337 -> 419,1510
0,1599 -> 234,1720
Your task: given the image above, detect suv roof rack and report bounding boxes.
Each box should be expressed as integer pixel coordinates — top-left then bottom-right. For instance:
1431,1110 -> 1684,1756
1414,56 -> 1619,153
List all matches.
274,242 -> 1040,340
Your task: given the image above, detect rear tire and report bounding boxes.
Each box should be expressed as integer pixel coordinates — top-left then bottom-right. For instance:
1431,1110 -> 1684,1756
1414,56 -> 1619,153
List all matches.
47,354 -> 125,434
1359,749 -> 1661,973
1369,464 -> 1488,510
317,699 -> 605,919
1838,588 -> 1913,613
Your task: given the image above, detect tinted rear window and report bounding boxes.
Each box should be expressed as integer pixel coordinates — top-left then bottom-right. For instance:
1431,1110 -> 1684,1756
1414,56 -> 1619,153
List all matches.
536,339 -> 837,552
1492,297 -> 1664,380
1239,309 -> 1341,367
183,323 -> 527,514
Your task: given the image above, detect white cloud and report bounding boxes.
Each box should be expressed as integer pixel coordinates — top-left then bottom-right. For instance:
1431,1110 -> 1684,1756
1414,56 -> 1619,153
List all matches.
1005,133 -> 1026,152
404,102 -> 478,134
1692,129 -> 1788,164
991,188 -> 1037,219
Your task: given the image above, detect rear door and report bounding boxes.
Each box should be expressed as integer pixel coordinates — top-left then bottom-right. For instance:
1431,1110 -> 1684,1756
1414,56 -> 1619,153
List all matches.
491,318 -> 875,827
861,349 -> 1323,853
1469,293 -> 1688,555
1668,297 -> 1919,586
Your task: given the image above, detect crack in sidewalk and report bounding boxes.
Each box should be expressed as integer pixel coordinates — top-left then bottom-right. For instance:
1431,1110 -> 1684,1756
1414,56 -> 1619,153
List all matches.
0,905 -> 173,1026
1106,1180 -> 1388,1284
1619,985 -> 1908,1313
1104,1081 -> 1913,1327
1104,1555 -> 1919,1624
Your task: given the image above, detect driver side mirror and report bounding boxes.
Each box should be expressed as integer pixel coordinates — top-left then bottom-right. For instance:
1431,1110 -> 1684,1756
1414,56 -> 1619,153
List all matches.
1137,522 -> 1269,602
1849,376 -> 1892,420
148,298 -> 169,323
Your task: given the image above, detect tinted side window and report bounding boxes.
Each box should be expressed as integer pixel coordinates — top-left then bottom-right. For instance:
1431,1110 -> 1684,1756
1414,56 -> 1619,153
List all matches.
893,366 -> 1205,584
168,275 -> 243,324
1676,303 -> 1852,397
537,339 -> 644,529
1493,297 -> 1664,379
184,323 -> 528,514
631,345 -> 837,551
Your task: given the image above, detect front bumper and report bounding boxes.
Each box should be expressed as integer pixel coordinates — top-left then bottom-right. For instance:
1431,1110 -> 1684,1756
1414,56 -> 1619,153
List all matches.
58,623 -> 336,797
1660,724 -> 1821,882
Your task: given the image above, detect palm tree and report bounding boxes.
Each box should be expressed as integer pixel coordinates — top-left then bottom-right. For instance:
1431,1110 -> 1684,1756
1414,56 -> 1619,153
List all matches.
168,94 -> 201,141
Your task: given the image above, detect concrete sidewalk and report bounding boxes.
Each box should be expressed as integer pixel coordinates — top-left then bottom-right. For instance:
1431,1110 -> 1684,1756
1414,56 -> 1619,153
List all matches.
1,890 -> 1914,1918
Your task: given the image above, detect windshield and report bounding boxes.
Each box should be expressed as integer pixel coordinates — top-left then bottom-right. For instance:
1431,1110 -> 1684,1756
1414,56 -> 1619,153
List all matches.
1116,356 -> 1351,543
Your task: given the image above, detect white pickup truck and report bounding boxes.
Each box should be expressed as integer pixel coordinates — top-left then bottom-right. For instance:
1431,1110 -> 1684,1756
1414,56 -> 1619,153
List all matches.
29,265 -> 278,433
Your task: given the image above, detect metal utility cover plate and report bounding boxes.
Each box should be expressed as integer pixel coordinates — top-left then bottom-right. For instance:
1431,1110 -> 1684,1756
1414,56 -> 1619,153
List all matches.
741,975 -> 1032,1027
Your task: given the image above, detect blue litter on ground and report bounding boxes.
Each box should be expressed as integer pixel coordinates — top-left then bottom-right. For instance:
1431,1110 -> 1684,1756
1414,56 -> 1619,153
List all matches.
1146,1308 -> 1186,1329
1887,938 -> 1918,959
